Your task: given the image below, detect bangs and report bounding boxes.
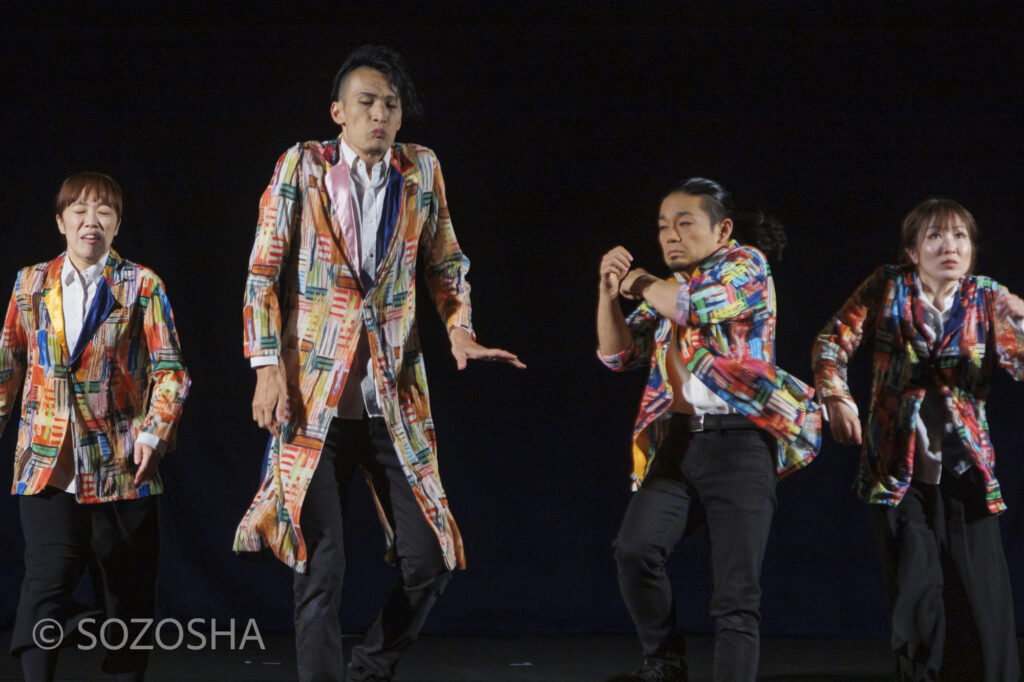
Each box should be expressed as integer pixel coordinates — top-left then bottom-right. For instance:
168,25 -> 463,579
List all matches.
54,172 -> 124,218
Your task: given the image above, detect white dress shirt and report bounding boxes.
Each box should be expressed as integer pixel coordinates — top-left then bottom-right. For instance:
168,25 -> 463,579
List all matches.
250,139 -> 391,419
54,254 -> 163,493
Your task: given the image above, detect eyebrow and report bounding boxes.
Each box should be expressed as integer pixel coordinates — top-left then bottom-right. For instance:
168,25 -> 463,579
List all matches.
659,211 -> 695,220
355,91 -> 398,99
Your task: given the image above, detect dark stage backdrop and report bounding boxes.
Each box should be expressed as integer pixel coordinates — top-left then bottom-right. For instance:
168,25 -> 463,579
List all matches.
2,4 -> 1023,641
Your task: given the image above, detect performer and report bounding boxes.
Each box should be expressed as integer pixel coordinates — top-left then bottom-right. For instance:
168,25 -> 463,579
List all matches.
233,45 -> 523,682
597,178 -> 821,682
1,172 -> 190,682
812,198 -> 1023,681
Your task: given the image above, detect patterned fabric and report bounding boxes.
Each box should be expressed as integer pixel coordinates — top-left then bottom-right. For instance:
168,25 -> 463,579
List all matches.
599,240 -> 822,488
0,251 -> 190,503
813,265 -> 1024,513
233,138 -> 472,573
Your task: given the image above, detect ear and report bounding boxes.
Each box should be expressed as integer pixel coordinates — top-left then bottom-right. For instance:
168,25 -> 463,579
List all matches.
906,248 -> 920,266
330,100 -> 345,127
56,215 -> 66,235
717,218 -> 733,244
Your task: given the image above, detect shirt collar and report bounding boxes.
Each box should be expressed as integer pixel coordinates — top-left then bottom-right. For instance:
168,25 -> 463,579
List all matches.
913,273 -> 958,316
62,252 -> 108,287
339,138 -> 392,183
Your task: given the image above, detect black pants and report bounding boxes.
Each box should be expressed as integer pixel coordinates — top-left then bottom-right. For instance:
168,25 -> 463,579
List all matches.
614,414 -> 777,682
11,488 -> 159,682
872,471 -> 1020,682
293,417 -> 450,682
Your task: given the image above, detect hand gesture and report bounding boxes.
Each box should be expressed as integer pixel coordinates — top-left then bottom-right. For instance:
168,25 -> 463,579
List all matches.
450,328 -> 526,370
996,290 -> 1024,323
253,363 -> 289,436
132,440 -> 162,487
824,396 -> 862,446
599,246 -> 633,300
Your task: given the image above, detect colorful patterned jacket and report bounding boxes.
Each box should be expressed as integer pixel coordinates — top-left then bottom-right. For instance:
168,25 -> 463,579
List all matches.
813,265 -> 1024,513
599,240 -> 822,488
233,138 -> 472,573
0,251 -> 190,503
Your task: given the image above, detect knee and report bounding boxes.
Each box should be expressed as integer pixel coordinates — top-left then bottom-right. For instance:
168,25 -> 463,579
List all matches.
400,553 -> 451,593
614,535 -> 666,576
713,609 -> 760,638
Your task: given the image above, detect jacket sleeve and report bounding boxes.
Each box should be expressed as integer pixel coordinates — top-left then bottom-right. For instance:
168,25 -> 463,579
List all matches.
597,302 -> 659,372
0,272 -> 28,437
681,247 -> 770,327
138,273 -> 191,450
243,146 -> 303,360
988,281 -> 1024,381
419,151 -> 473,336
812,265 -> 888,401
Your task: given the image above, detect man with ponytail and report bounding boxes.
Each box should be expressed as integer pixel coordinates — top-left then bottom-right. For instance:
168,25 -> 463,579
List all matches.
597,178 -> 821,681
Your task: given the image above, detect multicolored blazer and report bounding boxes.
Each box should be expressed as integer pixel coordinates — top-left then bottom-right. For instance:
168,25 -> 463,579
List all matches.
0,251 -> 190,503
233,138 -> 472,573
599,240 -> 822,488
813,265 -> 1024,513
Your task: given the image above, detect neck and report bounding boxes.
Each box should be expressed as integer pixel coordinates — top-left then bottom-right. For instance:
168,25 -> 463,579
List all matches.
917,271 -> 958,307
341,135 -> 387,170
66,252 -> 103,273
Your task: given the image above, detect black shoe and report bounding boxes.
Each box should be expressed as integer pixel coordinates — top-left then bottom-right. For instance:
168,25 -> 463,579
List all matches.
630,657 -> 686,682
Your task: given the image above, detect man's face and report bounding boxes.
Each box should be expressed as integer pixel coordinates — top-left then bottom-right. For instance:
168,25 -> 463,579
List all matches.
658,192 -> 730,273
330,67 -> 402,165
56,192 -> 120,270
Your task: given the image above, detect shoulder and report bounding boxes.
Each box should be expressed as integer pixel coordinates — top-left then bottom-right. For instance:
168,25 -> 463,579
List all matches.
113,258 -> 169,295
12,258 -> 58,293
273,140 -> 333,175
394,142 -> 440,173
968,274 -> 1000,291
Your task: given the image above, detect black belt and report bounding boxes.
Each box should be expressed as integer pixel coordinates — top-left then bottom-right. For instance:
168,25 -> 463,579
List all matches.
682,413 -> 758,432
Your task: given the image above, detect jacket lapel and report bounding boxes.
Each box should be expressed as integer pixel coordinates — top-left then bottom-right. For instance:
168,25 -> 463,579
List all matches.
324,159 -> 361,277
41,258 -> 69,363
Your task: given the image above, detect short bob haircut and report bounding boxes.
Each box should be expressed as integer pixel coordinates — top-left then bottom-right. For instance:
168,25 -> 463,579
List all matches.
53,172 -> 124,219
897,197 -> 978,272
329,44 -> 424,121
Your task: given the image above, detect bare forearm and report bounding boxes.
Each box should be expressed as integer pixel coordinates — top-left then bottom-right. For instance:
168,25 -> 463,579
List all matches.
597,292 -> 632,355
640,279 -> 685,321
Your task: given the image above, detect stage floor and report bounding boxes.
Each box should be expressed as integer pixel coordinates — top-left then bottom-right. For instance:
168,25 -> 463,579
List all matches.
0,631 -> 902,681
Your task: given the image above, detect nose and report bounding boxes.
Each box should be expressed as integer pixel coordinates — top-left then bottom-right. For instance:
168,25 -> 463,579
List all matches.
370,100 -> 388,121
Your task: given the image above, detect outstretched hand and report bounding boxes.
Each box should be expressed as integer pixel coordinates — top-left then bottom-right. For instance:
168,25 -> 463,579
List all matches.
449,328 -> 526,370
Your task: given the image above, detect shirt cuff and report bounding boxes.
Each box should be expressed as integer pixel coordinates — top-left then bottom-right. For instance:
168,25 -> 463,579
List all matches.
136,432 -> 167,455
250,355 -> 279,369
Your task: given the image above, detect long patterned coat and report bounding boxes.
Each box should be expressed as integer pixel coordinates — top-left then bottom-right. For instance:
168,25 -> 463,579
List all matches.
0,251 -> 190,503
599,240 -> 822,488
233,138 -> 472,573
813,265 -> 1024,513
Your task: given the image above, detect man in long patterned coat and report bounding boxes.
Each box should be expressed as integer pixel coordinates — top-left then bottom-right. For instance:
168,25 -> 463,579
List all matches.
233,45 -> 523,682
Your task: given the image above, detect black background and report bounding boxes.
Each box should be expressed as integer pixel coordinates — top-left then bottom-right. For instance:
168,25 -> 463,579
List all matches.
2,2 -> 1024,640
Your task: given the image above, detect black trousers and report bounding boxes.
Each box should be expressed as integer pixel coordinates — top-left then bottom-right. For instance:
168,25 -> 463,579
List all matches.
11,488 -> 159,682
293,417 -> 450,682
614,414 -> 777,682
872,470 -> 1020,682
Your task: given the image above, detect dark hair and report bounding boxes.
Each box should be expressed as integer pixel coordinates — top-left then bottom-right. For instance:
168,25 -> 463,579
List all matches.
54,172 -> 124,218
330,45 -> 423,121
897,197 -> 978,272
667,177 -> 786,262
